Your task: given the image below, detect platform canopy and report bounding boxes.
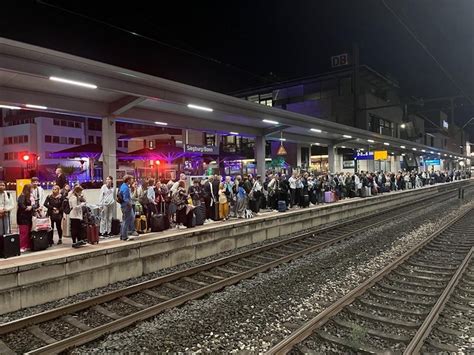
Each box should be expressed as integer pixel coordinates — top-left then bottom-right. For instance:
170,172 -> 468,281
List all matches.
0,37 -> 467,159
49,143 -> 127,160
125,146 -> 197,165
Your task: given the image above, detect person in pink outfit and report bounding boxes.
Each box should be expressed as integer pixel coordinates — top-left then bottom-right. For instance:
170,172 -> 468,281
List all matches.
17,184 -> 34,252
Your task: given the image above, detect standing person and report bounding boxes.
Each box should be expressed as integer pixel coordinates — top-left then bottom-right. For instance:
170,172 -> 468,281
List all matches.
31,177 -> 45,215
69,185 -> 86,248
98,176 -> 115,237
250,175 -> 263,214
267,174 -> 279,210
218,182 -> 230,220
61,184 -> 72,239
119,175 -> 137,241
202,176 -> 215,221
55,168 -> 67,192
173,181 -> 188,229
44,185 -> 64,245
17,184 -> 34,252
0,181 -> 14,236
144,178 -> 156,232
288,172 -> 297,208
223,176 -> 234,216
188,179 -> 202,206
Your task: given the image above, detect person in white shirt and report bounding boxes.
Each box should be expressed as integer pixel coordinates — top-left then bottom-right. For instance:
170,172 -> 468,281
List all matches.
98,176 -> 115,237
0,181 -> 14,235
288,172 -> 297,208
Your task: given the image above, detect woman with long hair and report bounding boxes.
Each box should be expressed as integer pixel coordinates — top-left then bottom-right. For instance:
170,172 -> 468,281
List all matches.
44,185 -> 64,245
69,185 -> 86,248
17,184 -> 34,252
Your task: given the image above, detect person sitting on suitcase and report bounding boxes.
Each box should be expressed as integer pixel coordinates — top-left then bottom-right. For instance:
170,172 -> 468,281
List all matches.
44,185 -> 64,245
0,181 -> 15,237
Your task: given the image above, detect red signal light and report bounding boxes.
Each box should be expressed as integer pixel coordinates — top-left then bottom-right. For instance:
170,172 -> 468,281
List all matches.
22,154 -> 30,162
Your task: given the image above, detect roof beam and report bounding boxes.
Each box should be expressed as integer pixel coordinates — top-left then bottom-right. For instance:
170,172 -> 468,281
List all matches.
262,125 -> 291,136
108,95 -> 146,115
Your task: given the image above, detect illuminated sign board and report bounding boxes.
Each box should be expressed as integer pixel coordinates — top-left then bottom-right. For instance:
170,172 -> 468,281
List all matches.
354,151 -> 374,160
343,160 -> 355,168
374,150 -> 388,160
425,159 -> 441,165
331,53 -> 349,68
185,144 -> 219,155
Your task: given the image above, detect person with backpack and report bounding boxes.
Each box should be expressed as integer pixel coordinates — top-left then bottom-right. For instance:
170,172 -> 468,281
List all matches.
44,185 -> 64,245
118,175 -> 137,241
172,180 -> 188,229
0,181 -> 14,236
98,176 -> 115,237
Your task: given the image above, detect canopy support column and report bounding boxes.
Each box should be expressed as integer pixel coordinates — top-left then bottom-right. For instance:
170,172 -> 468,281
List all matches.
328,143 -> 337,173
102,116 -> 117,215
256,135 -> 266,176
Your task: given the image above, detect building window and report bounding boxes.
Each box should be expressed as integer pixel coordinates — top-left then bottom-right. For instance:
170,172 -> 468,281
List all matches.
45,135 -> 52,143
88,135 -> 94,144
75,138 -> 82,145
259,98 -> 272,106
53,119 -> 60,126
96,137 -> 102,145
59,136 -> 67,144
68,121 -> 75,128
75,122 -> 81,129
204,133 -> 215,146
60,120 -> 67,127
68,137 -> 75,145
53,136 -> 60,143
369,114 -> 395,137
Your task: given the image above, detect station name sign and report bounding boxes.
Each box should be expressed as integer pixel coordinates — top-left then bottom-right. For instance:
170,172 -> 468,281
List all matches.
185,144 -> 219,155
425,159 -> 440,165
354,151 -> 374,160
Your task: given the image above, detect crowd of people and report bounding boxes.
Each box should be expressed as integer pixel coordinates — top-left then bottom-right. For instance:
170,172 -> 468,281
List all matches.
0,167 -> 470,253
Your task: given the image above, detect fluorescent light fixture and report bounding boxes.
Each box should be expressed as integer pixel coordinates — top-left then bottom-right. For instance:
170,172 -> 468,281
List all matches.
359,148 -> 365,151
49,76 -> 97,89
383,142 -> 389,146
154,121 -> 168,126
262,119 -> 279,124
341,146 -> 346,148
310,128 -> 322,133
314,142 -> 320,146
438,153 -> 441,155
400,145 -> 406,149
400,123 -> 406,129
449,155 -> 453,157
279,138 -> 286,141
401,153 -> 406,156
229,131 -> 239,135
342,135 -> 352,139
444,154 -> 447,156
412,148 -> 417,151
25,104 -> 47,110
367,139 -> 375,143
0,104 -> 21,110
430,151 -> 434,154
421,149 -> 426,152
187,104 -> 213,112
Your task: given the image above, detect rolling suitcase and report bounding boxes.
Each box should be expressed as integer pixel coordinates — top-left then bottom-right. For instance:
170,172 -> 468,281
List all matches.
31,229 -> 51,251
111,218 -> 121,236
324,191 -> 335,203
135,215 -> 147,234
86,224 -> 99,244
210,202 -> 221,221
194,205 -> 206,226
186,211 -> 196,228
0,217 -> 20,258
150,214 -> 166,232
302,194 -> 310,207
278,200 -> 287,212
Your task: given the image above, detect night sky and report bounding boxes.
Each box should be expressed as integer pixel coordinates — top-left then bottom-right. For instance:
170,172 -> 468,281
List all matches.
3,0 -> 474,127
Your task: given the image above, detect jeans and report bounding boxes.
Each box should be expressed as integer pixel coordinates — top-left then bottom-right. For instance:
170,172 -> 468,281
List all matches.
121,205 -> 134,240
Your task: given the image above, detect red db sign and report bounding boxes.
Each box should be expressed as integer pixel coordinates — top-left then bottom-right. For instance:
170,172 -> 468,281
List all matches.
331,53 -> 349,68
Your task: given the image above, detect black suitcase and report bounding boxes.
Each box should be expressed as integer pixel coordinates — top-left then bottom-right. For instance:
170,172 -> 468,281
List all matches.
302,194 -> 310,207
210,202 -> 220,221
0,233 -> 20,258
194,205 -> 206,226
150,214 -> 167,232
186,211 -> 196,228
111,218 -> 121,236
31,229 -> 51,251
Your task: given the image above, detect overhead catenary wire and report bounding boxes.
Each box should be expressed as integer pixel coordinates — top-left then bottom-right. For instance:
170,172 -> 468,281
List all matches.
380,0 -> 474,109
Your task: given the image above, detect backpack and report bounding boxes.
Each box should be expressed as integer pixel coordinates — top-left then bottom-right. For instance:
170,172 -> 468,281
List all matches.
116,190 -> 124,204
62,197 -> 72,215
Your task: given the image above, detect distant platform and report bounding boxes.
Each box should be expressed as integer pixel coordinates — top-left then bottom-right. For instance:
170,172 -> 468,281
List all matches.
0,179 -> 471,315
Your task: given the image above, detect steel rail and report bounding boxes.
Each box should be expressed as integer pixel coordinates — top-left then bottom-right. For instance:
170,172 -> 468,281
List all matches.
266,206 -> 473,355
403,247 -> 473,355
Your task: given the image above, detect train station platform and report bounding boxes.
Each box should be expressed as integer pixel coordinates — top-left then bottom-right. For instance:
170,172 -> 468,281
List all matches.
0,179 -> 471,315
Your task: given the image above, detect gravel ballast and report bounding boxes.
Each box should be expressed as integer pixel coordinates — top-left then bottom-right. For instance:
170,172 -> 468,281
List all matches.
73,198 -> 473,353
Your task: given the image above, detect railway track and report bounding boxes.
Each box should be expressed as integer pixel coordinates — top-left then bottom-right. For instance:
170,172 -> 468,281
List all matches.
0,186 -> 470,354
267,206 -> 474,355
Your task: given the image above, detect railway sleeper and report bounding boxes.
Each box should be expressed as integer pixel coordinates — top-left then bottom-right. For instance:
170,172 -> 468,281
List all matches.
60,315 -> 92,332
369,289 -> 435,306
385,275 -> 444,289
317,329 -> 382,354
333,317 -> 412,342
27,325 -> 57,344
406,259 -> 459,271
357,298 -> 428,316
119,296 -> 147,309
346,306 -> 421,328
0,339 -> 15,355
377,282 -> 441,297
393,269 -> 451,282
426,339 -> 460,352
141,289 -> 171,301
399,264 -> 455,276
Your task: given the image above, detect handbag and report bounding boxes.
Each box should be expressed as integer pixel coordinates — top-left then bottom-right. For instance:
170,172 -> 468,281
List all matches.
32,216 -> 51,232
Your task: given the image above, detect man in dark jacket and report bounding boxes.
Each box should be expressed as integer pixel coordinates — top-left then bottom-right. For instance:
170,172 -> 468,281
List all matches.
55,168 -> 67,191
